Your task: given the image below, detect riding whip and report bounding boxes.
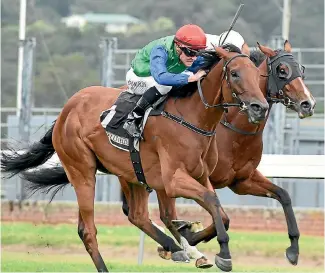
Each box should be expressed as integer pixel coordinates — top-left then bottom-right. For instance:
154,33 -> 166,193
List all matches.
219,3 -> 244,46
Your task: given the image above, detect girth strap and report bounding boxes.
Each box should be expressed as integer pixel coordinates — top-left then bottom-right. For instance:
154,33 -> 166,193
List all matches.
129,138 -> 152,193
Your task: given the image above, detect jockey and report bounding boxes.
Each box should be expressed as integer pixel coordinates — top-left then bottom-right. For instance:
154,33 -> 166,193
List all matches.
123,24 -> 248,138
123,24 -> 208,138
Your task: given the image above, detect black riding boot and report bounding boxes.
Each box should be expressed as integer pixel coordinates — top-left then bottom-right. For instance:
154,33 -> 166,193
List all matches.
123,86 -> 162,138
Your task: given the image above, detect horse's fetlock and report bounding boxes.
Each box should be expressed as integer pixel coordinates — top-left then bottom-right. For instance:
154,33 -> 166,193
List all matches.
217,233 -> 229,244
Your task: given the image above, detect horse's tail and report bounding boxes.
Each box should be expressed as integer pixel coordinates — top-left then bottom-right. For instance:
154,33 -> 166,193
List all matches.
1,122 -> 56,178
21,166 -> 69,202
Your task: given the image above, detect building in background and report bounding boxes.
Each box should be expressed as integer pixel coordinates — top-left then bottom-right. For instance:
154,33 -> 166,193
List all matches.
61,13 -> 144,33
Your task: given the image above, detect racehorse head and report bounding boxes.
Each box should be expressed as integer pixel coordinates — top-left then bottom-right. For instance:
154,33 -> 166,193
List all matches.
211,44 -> 269,124
257,41 -> 316,118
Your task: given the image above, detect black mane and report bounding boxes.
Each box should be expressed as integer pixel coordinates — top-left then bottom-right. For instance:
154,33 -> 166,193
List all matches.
169,43 -> 242,98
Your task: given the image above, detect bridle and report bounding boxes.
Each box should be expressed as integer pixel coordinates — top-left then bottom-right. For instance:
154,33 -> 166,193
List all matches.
265,50 -> 305,107
221,50 -> 306,135
161,53 -> 251,137
197,53 -> 250,111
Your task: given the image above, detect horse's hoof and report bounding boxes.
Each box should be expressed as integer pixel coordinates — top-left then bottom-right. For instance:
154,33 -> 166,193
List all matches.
157,246 -> 171,260
285,246 -> 299,265
171,250 -> 190,263
215,255 -> 232,272
195,256 -> 214,269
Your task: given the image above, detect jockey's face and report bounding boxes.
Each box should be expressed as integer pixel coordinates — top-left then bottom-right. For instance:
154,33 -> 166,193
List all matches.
176,45 -> 198,67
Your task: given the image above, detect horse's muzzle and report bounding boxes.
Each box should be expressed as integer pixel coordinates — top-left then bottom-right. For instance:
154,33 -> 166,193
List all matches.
298,99 -> 315,119
247,102 -> 269,124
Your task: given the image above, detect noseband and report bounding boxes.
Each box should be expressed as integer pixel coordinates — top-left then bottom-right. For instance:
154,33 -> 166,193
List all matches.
197,53 -> 250,111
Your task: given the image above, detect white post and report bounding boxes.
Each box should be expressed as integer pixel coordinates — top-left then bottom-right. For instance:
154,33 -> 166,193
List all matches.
282,0 -> 292,40
16,0 -> 27,117
137,231 -> 145,265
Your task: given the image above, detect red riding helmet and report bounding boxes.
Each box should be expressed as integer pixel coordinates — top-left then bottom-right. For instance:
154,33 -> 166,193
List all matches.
174,24 -> 207,50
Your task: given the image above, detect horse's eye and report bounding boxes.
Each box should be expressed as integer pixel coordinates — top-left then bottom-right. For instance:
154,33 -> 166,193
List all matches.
277,65 -> 288,79
230,71 -> 238,78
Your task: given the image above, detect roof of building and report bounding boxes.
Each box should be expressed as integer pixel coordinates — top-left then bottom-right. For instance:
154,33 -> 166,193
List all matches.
74,13 -> 143,24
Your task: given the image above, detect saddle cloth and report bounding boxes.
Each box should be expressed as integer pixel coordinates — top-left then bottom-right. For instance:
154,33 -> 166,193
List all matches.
100,90 -> 164,151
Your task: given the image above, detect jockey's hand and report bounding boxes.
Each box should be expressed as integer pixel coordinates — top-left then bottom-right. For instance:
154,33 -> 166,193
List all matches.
187,70 -> 207,82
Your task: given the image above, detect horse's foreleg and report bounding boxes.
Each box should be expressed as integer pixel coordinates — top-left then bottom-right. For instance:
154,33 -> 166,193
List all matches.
156,190 -> 213,268
162,168 -> 232,272
122,181 -> 190,263
229,169 -> 300,265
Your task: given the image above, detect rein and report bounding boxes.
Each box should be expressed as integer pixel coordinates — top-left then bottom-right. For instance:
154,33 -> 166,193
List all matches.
197,53 -> 250,111
161,53 -> 251,137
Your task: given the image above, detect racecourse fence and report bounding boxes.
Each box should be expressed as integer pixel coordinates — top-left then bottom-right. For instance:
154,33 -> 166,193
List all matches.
1,46 -> 324,208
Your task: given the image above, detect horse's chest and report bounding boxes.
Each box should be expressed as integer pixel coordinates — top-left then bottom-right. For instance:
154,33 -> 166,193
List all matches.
232,140 -> 260,178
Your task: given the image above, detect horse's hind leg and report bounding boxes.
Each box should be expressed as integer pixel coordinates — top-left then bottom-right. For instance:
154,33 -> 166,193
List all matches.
75,180 -> 108,272
56,145 -> 108,272
120,179 -> 190,263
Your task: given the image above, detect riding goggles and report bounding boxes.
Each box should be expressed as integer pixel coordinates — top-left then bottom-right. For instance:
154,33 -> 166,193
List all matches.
180,47 -> 199,57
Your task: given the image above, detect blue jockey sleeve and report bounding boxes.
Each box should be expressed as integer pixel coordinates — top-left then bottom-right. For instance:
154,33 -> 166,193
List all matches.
188,56 -> 205,73
149,46 -> 189,86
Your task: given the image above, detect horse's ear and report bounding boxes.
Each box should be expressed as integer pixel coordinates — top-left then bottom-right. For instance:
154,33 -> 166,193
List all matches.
284,40 -> 292,52
242,43 -> 250,57
257,42 -> 276,57
213,45 -> 229,59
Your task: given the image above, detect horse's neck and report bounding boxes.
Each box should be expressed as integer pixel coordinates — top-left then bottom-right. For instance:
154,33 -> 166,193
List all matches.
223,59 -> 271,133
179,63 -> 225,132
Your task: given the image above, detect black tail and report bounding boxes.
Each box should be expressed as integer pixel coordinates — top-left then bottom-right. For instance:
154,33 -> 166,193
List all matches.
1,122 -> 56,178
22,166 -> 69,202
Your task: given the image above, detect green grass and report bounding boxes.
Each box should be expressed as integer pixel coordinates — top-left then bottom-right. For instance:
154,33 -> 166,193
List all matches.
2,252 -> 323,272
1,222 -> 324,272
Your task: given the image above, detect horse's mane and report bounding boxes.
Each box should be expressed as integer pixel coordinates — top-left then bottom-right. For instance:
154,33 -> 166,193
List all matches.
249,49 -> 266,67
169,43 -> 243,98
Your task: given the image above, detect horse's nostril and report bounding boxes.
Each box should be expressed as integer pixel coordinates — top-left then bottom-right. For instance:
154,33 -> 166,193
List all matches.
301,101 -> 311,110
250,103 -> 262,113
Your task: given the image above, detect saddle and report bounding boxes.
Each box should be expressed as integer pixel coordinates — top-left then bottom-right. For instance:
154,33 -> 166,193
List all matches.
100,90 -> 166,151
100,90 -> 167,192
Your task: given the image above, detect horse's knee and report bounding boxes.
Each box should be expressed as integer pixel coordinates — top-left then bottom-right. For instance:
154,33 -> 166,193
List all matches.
276,188 -> 292,206
128,212 -> 147,229
160,215 -> 173,230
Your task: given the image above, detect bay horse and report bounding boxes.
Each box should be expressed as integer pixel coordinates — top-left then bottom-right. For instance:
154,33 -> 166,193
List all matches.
123,41 -> 315,268
1,45 -> 269,272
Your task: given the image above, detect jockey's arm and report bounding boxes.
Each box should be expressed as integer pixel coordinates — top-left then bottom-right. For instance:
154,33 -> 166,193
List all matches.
149,46 -> 190,86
